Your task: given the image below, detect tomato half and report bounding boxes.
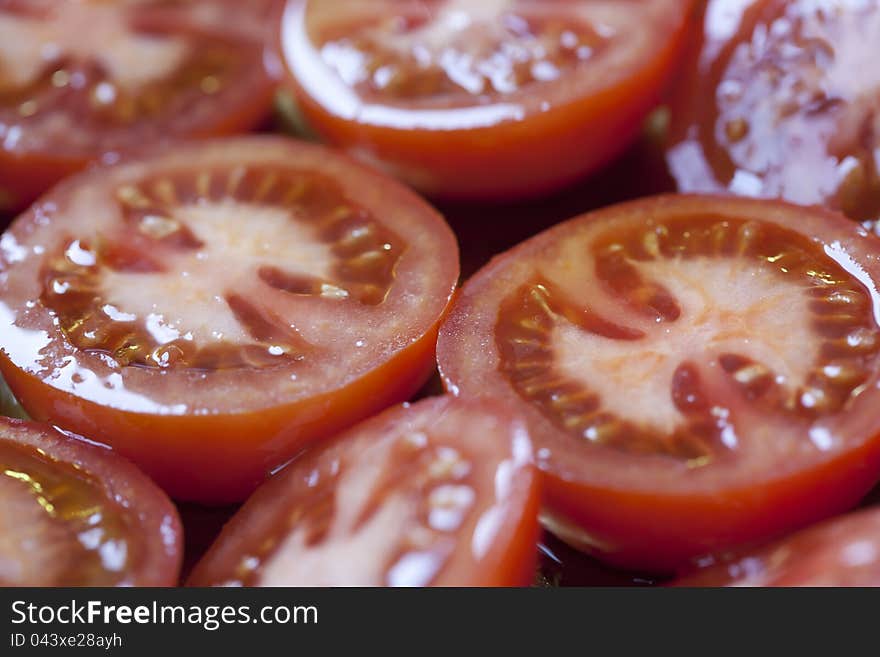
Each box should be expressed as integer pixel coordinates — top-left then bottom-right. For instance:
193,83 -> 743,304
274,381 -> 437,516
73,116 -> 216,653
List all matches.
188,396 -> 540,587
0,0 -> 281,214
437,194 -> 880,573
279,0 -> 694,200
0,136 -> 459,503
666,0 -> 880,224
675,506 -> 880,586
0,416 -> 182,586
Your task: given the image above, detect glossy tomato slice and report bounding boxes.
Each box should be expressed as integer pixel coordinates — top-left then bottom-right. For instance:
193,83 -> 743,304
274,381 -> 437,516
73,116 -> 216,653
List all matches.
438,194 -> 880,573
675,507 -> 880,587
0,0 -> 281,213
0,136 -> 459,503
666,0 -> 880,224
0,416 -> 182,586
188,397 -> 540,587
279,0 -> 694,200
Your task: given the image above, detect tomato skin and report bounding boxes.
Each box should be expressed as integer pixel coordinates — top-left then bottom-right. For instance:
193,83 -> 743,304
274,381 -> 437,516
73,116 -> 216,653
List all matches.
279,0 -> 695,201
542,437 -> 880,574
437,194 -> 880,574
0,417 -> 183,586
673,506 -> 880,587
187,396 -> 541,587
0,323 -> 441,504
288,66 -> 668,201
0,136 -> 459,504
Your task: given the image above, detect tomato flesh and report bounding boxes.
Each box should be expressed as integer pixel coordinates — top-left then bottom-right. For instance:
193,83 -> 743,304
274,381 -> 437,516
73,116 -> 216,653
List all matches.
0,417 -> 182,586
0,0 -> 280,213
188,397 -> 540,587
437,194 -> 880,572
666,0 -> 880,224
280,0 -> 694,200
675,506 -> 880,587
0,136 -> 459,503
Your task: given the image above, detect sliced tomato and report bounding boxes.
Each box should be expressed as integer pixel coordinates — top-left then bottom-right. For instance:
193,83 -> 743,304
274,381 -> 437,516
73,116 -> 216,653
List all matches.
0,416 -> 182,586
187,397 -> 540,587
279,0 -> 694,200
0,136 -> 459,503
0,0 -> 281,213
675,507 -> 880,587
438,194 -> 880,573
666,0 -> 880,224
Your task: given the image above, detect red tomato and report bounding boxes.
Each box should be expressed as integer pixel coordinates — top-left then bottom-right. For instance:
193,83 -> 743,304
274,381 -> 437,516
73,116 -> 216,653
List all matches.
675,507 -> 880,586
437,194 -> 880,573
666,0 -> 880,224
188,397 -> 540,587
0,136 -> 459,503
279,0 -> 695,200
0,416 -> 182,586
0,0 -> 281,213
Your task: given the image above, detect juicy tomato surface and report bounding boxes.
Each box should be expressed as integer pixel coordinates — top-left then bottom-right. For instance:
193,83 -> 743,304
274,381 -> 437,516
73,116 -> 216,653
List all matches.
0,136 -> 459,504
675,506 -> 880,586
438,194 -> 880,573
188,396 -> 540,587
0,416 -> 182,586
666,0 -> 880,224
279,0 -> 694,200
0,0 -> 281,213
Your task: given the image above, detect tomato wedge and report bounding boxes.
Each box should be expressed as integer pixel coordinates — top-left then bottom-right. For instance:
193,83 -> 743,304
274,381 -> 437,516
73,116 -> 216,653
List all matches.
666,0 -> 880,224
0,416 -> 182,586
0,136 -> 459,503
438,194 -> 880,573
0,0 -> 281,213
675,506 -> 880,587
188,397 -> 540,587
279,0 -> 694,200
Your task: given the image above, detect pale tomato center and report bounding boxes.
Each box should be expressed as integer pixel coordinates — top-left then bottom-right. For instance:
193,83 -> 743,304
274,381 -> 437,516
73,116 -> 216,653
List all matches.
0,3 -> 188,94
496,215 -> 880,463
40,166 -> 404,371
101,201 -> 337,348
555,256 -> 813,435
